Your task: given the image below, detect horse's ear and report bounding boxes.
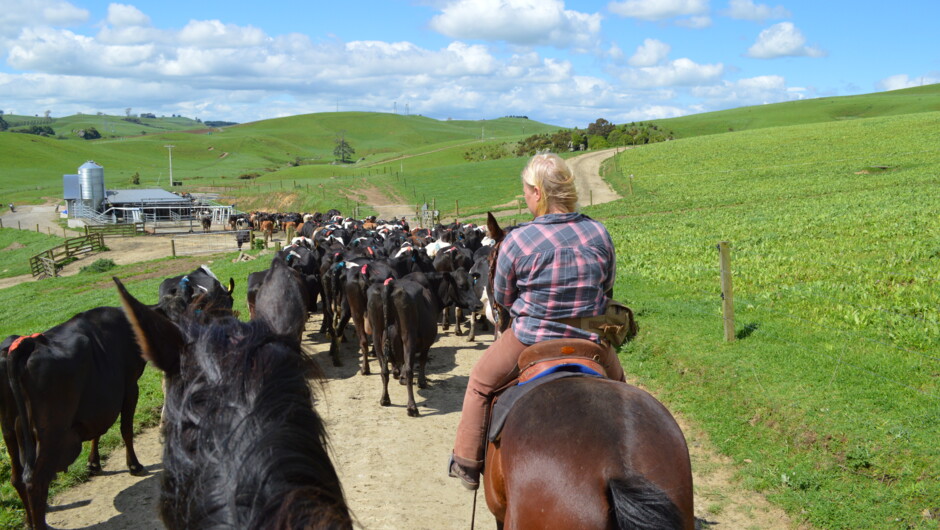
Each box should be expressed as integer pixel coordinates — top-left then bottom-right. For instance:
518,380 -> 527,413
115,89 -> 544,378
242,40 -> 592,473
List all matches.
113,277 -> 184,376
487,212 -> 504,243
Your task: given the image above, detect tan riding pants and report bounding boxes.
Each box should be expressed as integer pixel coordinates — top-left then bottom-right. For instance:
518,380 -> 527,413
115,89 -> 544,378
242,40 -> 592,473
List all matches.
452,327 -> 626,469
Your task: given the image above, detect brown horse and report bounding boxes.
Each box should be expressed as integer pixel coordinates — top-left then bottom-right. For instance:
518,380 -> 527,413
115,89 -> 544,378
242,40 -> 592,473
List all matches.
481,212 -> 694,529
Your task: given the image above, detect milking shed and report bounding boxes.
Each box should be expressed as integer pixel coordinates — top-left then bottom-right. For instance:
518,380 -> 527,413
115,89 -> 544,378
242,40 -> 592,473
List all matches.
63,161 -> 235,226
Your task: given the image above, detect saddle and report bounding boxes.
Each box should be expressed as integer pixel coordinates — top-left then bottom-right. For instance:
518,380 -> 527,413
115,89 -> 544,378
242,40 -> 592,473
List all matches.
487,339 -> 613,443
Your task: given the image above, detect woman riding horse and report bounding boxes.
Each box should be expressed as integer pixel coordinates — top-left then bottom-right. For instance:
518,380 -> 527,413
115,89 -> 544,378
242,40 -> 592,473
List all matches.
449,152 -> 627,489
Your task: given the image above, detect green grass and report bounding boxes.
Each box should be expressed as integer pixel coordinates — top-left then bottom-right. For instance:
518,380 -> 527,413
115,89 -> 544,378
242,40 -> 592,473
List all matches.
656,83 -> 940,138
0,228 -> 66,278
593,111 -> 940,528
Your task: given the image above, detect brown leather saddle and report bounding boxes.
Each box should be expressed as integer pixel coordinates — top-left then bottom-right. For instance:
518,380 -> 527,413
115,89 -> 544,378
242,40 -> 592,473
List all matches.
487,339 -> 614,443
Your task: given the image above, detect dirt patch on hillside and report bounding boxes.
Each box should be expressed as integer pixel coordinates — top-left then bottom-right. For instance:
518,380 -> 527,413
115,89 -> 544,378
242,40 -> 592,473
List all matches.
3,242 -> 25,251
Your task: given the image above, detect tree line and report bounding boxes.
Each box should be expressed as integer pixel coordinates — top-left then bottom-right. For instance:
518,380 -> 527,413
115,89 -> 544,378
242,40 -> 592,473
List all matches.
515,118 -> 675,156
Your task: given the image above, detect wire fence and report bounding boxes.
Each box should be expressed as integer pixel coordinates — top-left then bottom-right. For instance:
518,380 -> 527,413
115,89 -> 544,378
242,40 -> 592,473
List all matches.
169,231 -> 253,257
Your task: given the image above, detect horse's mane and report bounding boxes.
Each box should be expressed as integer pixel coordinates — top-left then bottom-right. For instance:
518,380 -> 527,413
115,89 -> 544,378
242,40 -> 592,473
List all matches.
160,316 -> 350,529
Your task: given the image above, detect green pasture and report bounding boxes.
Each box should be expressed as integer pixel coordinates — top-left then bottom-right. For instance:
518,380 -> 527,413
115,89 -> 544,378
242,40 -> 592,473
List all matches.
0,112 -> 558,208
0,229 -> 66,278
591,111 -> 939,528
0,248 -> 273,527
658,83 -> 940,138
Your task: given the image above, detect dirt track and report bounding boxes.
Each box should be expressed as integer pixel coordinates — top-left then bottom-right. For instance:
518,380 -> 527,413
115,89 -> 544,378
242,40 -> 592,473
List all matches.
9,151 -> 798,529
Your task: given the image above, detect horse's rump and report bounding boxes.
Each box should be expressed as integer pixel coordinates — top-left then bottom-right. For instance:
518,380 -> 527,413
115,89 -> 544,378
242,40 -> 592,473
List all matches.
485,377 -> 693,529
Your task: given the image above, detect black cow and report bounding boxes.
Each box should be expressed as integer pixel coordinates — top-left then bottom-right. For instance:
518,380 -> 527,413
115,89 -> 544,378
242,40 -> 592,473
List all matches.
366,271 -> 483,417
432,245 -> 476,335
157,265 -> 235,323
343,260 -> 397,375
252,255 -> 310,343
466,246 -> 494,341
0,308 -> 147,529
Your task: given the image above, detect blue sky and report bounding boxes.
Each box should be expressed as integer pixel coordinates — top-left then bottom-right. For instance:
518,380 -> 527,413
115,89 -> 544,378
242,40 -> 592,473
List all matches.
1,0 -> 937,127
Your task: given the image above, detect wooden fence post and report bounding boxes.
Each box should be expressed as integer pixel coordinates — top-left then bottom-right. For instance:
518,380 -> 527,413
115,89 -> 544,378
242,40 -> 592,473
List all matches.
455,199 -> 459,217
629,174 -> 634,195
171,239 -> 177,258
36,224 -> 40,233
718,241 -> 735,342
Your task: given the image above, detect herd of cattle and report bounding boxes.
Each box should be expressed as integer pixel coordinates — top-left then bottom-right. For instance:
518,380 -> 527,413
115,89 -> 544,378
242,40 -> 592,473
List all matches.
0,209 -> 500,529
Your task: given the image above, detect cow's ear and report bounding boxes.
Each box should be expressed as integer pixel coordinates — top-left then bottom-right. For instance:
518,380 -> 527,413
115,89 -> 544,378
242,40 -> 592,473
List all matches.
486,212 -> 504,243
227,277 -> 235,295
113,277 -> 184,376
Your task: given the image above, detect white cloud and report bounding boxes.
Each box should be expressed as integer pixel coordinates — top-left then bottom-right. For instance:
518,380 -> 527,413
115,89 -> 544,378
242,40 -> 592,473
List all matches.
429,0 -> 602,50
608,0 -> 708,21
690,75 -> 798,106
629,39 -> 670,67
747,22 -> 825,59
0,0 -> 88,47
620,57 -> 724,87
877,73 -> 940,91
178,20 -> 269,48
722,0 -> 790,22
106,4 -> 151,28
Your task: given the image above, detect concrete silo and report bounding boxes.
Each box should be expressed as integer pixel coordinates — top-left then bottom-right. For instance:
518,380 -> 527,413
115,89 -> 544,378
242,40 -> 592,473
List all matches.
77,160 -> 106,212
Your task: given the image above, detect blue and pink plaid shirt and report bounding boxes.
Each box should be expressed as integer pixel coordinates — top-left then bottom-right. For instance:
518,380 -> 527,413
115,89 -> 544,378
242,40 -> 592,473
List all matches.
494,212 -> 616,345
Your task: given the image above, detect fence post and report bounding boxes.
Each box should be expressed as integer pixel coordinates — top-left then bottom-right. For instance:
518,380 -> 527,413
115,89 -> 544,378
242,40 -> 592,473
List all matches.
718,241 -> 735,342
590,190 -> 593,206
36,224 -> 40,233
171,239 -> 177,258
629,174 -> 634,195
0,218 -> 3,228
456,199 -> 460,217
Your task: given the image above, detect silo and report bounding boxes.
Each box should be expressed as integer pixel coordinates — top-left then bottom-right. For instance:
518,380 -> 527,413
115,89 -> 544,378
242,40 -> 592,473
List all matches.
77,161 -> 106,212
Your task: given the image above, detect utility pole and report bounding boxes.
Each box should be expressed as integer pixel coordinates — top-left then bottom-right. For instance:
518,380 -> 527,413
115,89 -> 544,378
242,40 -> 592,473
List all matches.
165,145 -> 175,187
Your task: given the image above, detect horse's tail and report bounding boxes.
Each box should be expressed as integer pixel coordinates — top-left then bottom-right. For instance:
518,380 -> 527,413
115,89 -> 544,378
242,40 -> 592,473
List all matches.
608,475 -> 685,530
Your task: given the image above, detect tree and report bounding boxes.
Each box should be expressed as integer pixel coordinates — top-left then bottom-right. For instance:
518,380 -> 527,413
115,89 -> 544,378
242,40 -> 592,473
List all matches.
587,118 -> 615,139
131,172 -> 140,185
333,133 -> 355,163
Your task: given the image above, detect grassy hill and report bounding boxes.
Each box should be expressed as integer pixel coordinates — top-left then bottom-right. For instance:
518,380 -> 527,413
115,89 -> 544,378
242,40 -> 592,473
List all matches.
656,83 -> 940,138
0,112 -> 560,207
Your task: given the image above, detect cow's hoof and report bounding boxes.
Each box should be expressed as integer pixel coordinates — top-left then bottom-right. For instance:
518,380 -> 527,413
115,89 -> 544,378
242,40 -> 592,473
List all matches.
380,397 -> 391,406
418,380 -> 428,389
455,330 -> 464,336
87,462 -> 102,475
360,367 -> 371,376
332,358 -> 342,367
407,408 -> 420,418
128,462 -> 146,476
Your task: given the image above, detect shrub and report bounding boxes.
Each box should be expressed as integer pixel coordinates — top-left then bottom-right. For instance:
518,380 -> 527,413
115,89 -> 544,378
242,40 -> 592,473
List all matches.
80,258 -> 116,274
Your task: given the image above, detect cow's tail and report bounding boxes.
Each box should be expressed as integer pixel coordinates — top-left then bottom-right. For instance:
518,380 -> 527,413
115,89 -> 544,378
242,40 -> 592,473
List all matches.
382,279 -> 393,361
608,475 -> 685,530
7,336 -> 39,480
330,263 -> 345,329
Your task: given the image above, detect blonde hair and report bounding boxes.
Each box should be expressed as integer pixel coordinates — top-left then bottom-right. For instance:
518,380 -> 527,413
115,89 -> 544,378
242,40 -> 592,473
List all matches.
520,152 -> 578,216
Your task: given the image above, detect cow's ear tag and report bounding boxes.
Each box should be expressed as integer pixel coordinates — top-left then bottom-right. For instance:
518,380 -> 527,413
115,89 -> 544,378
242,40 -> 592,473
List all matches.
113,277 -> 184,376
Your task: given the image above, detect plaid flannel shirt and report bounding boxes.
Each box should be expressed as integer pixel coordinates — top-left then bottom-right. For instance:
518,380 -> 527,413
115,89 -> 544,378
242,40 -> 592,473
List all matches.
494,212 -> 616,345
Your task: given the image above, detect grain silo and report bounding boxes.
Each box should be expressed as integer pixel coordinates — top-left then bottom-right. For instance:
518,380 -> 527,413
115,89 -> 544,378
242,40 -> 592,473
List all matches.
77,160 -> 106,211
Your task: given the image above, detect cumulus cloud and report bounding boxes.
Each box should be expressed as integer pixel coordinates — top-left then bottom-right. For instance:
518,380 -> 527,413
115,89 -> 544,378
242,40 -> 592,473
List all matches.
620,57 -> 724,88
877,73 -> 940,91
429,0 -> 602,50
106,4 -> 150,28
722,0 -> 790,22
629,39 -> 670,67
0,0 -> 88,47
747,22 -> 825,59
608,0 -> 708,21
